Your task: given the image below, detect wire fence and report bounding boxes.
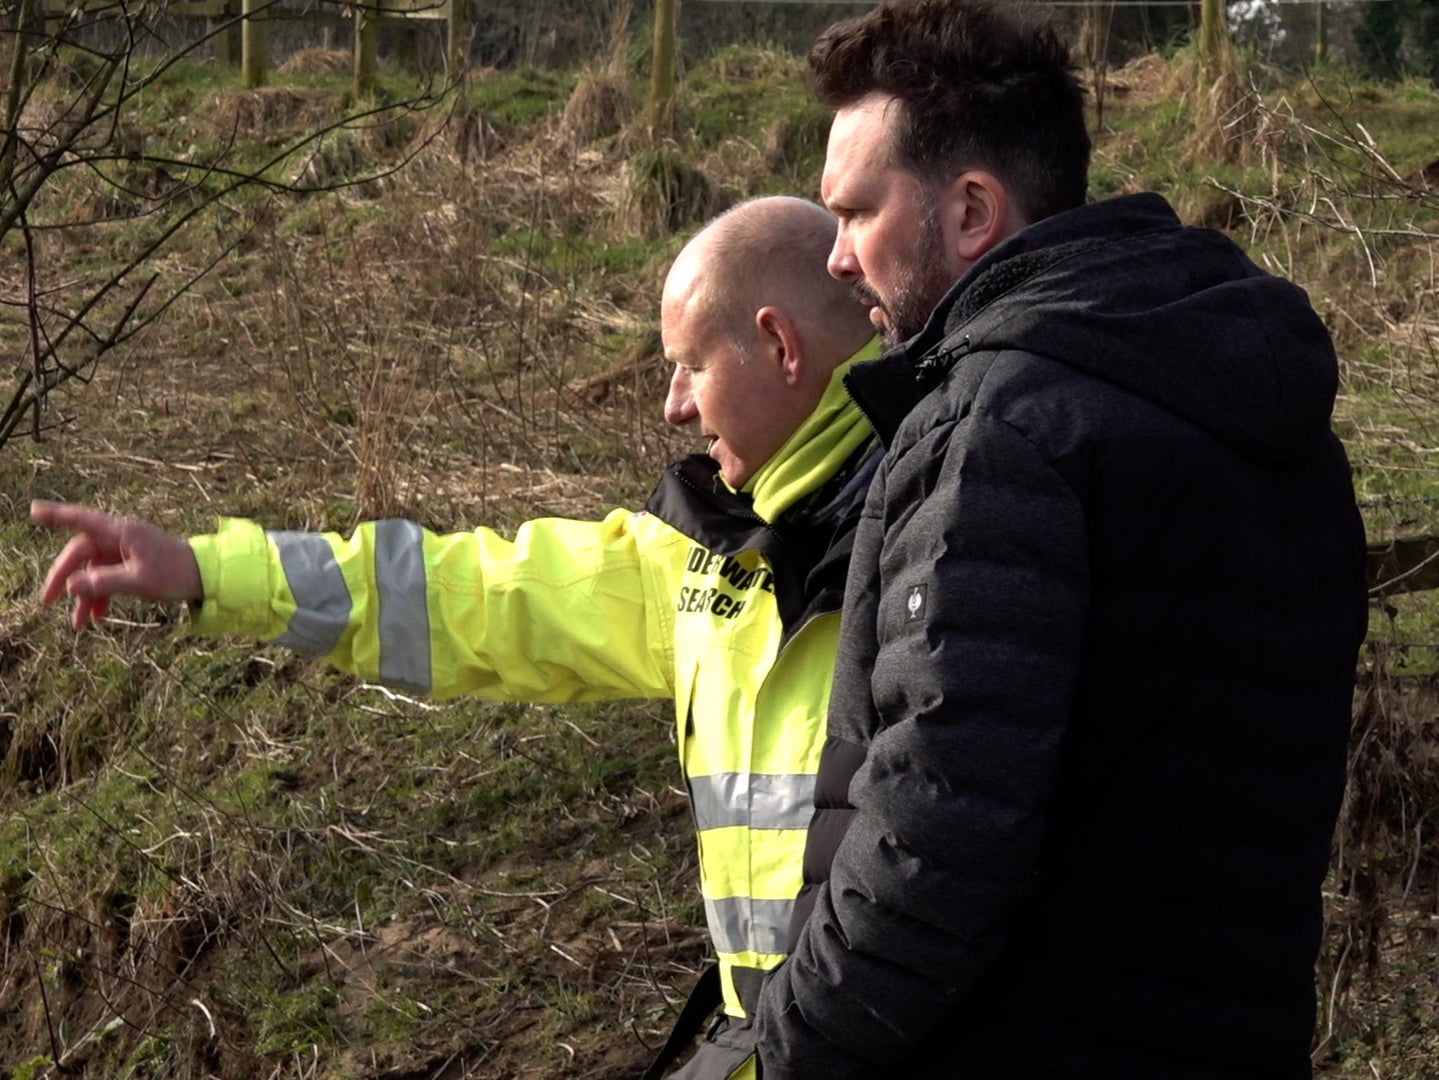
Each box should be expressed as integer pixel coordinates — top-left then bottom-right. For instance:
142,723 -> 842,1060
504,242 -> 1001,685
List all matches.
695,0 -> 1420,6
1361,491 -> 1439,678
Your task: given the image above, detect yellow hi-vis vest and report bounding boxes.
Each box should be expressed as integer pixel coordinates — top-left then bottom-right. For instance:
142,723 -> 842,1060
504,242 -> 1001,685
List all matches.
187,453 -> 867,1021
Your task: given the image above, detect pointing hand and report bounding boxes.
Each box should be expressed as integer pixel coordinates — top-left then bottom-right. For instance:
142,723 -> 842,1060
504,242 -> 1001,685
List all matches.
31,500 -> 203,630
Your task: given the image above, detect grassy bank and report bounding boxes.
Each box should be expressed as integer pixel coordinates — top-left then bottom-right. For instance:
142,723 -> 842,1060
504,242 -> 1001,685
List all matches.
1,42 -> 1437,1079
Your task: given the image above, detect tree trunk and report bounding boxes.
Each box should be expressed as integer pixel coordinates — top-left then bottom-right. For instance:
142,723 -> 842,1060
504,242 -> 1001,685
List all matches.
648,0 -> 678,140
241,0 -> 267,88
355,1 -> 379,100
1197,0 -> 1228,74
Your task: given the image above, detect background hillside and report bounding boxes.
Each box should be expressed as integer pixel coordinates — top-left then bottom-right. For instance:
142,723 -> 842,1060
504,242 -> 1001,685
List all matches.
2,5 -> 1439,1078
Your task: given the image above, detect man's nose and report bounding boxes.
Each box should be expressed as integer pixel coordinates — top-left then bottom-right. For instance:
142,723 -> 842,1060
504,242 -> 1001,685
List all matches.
828,234 -> 859,281
664,368 -> 696,427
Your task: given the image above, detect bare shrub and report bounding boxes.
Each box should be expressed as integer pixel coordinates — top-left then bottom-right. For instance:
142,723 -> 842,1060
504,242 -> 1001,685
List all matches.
622,144 -> 729,239
351,343 -> 435,523
0,0 -> 448,455
276,48 -> 353,78
561,71 -> 634,146
1180,59 -> 1256,169
207,87 -> 336,144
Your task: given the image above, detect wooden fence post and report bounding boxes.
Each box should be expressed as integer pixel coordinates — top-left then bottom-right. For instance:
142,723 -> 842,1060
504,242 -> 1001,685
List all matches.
212,0 -> 243,68
648,0 -> 678,139
241,0 -> 267,87
447,0 -> 470,81
355,1 -> 379,99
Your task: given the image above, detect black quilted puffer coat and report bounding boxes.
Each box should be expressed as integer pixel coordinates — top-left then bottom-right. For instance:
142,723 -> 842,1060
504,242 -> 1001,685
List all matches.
754,193 -> 1369,1080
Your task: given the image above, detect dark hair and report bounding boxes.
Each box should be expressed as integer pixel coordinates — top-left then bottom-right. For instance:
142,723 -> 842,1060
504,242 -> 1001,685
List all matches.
810,0 -> 1090,222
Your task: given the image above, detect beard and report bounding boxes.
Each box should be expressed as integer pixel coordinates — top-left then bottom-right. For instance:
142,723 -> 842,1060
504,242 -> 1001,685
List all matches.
857,199 -> 956,347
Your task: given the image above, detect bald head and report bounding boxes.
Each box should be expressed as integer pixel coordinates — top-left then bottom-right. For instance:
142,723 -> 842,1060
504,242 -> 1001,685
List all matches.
660,196 -> 875,488
665,196 -> 873,370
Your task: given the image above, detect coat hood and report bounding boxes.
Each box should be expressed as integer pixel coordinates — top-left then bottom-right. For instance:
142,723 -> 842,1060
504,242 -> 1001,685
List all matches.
910,193 -> 1339,462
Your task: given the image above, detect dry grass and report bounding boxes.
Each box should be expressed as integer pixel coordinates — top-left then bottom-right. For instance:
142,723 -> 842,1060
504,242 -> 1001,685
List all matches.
1318,675 -> 1439,1071
561,71 -> 634,147
2,41 -> 1439,1080
621,142 -> 730,241
207,87 -> 338,144
0,52 -> 751,1077
1103,52 -> 1175,106
1175,49 -> 1257,169
115,97 -> 691,533
761,107 -> 829,179
277,49 -> 354,79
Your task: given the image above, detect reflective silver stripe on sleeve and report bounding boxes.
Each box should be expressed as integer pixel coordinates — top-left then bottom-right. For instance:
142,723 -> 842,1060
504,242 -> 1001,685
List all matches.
704,895 -> 795,957
688,773 -> 817,832
270,531 -> 352,656
375,518 -> 431,694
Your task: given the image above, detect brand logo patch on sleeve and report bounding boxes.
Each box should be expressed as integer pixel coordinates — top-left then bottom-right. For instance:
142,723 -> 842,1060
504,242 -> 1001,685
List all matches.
906,583 -> 928,622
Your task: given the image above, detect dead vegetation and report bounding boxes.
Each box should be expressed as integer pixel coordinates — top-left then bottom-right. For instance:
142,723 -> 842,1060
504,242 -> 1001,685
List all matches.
210,87 -> 339,144
277,49 -> 354,79
0,38 -> 1436,1080
562,72 -> 634,147
623,143 -> 730,240
761,105 -> 830,180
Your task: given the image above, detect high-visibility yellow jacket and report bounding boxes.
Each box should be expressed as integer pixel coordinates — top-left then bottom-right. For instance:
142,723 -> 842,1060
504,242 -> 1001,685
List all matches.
188,444 -> 877,1024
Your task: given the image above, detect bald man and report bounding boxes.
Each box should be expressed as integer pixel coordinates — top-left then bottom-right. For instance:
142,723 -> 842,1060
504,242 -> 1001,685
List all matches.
33,195 -> 878,1079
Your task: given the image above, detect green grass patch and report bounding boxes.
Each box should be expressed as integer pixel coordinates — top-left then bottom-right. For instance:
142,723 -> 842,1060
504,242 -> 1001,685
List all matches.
3,35 -> 1439,1080
466,66 -> 575,126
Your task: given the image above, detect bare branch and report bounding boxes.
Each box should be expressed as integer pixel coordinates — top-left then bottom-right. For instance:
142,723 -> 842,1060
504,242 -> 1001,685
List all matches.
0,1 -> 453,452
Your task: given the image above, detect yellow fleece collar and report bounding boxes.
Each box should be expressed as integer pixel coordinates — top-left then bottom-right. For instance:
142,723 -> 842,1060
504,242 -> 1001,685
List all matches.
744,337 -> 880,523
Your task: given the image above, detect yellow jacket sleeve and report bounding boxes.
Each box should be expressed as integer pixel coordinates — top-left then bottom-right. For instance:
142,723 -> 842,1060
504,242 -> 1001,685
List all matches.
187,510 -> 681,702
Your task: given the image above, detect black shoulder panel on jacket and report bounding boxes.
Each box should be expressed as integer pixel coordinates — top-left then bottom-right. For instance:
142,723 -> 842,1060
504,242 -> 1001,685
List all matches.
645,450 -> 876,639
644,454 -> 812,632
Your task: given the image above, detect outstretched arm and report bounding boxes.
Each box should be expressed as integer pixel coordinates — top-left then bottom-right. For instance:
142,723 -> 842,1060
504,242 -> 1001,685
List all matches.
32,500 -> 203,630
34,499 -> 678,704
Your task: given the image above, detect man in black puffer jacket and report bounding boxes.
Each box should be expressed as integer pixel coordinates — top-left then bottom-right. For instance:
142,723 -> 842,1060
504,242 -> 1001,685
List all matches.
753,2 -> 1370,1077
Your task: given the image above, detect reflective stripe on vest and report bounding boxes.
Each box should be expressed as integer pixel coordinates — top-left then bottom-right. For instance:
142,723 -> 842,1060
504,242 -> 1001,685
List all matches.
271,521 -> 432,692
703,895 -> 794,957
688,771 -> 813,957
373,520 -> 431,692
688,773 -> 816,832
271,530 -> 350,656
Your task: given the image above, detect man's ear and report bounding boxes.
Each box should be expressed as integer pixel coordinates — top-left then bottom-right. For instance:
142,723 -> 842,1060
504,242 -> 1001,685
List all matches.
756,306 -> 803,386
941,170 -> 1023,265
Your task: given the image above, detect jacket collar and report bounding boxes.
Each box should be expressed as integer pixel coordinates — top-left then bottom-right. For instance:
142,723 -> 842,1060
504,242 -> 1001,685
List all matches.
844,194 -> 1184,448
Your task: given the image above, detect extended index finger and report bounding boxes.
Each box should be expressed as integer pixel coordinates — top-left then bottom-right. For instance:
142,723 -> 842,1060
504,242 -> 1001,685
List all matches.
30,500 -> 122,535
